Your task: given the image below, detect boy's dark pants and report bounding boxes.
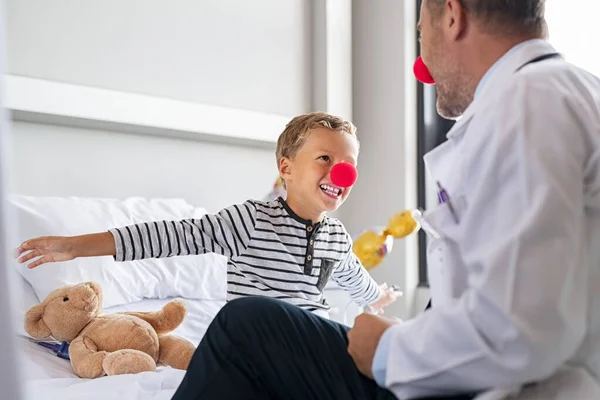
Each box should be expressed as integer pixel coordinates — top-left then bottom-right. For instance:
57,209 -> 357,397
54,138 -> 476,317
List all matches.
171,296 -> 476,400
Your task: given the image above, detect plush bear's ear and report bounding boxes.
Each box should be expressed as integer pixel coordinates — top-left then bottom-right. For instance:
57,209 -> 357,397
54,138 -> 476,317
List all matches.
25,303 -> 51,339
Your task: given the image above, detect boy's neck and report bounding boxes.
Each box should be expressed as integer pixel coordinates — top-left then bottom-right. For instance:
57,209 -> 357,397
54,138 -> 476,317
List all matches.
281,196 -> 326,225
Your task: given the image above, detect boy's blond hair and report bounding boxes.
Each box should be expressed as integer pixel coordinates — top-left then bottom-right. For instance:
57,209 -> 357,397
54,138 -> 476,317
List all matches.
275,112 -> 359,166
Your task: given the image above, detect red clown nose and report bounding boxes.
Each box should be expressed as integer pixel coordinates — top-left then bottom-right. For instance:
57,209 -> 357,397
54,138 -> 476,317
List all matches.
413,56 -> 435,84
330,162 -> 357,188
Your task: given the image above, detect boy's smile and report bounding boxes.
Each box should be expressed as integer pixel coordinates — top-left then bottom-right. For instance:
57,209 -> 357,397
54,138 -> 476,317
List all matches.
319,183 -> 343,199
279,127 -> 359,222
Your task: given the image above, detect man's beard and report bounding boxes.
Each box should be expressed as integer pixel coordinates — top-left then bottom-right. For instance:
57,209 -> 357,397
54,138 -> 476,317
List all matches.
428,49 -> 475,120
436,78 -> 474,120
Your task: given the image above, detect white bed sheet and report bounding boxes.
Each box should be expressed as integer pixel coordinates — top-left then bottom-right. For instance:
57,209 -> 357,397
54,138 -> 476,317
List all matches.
16,292 -> 224,400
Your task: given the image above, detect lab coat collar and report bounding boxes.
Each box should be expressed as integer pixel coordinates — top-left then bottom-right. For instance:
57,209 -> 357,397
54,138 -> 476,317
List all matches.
445,39 -> 558,140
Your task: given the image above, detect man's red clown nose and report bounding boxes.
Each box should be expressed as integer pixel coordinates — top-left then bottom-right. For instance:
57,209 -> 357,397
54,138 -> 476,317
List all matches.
413,56 -> 435,84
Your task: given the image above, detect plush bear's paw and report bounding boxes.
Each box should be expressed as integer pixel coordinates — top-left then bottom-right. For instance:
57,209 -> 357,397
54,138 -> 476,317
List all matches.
157,299 -> 187,332
163,299 -> 187,317
102,349 -> 156,376
158,335 -> 196,370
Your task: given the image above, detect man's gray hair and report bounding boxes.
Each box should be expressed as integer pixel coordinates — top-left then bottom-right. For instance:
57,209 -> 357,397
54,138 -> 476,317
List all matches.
428,0 -> 546,36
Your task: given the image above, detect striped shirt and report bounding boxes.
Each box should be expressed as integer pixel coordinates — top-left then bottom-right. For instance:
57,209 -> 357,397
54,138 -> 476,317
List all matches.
109,197 -> 381,312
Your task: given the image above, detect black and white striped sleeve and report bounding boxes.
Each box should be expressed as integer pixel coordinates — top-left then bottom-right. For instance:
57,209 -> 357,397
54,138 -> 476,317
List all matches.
330,233 -> 382,306
109,201 -> 257,262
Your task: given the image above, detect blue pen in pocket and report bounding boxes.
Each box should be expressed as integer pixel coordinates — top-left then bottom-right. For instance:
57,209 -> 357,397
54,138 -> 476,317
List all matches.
436,181 -> 459,224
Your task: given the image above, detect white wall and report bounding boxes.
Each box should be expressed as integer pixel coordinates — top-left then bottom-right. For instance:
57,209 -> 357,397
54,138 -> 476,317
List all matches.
11,121 -> 276,212
6,0 -> 313,210
6,0 -> 312,116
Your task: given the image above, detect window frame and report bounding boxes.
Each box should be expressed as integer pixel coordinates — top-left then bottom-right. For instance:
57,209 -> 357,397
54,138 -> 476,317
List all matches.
415,0 -> 455,286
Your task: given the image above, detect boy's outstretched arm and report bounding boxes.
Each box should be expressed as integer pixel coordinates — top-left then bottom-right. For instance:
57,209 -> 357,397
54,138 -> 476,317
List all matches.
110,202 -> 257,262
16,201 -> 257,269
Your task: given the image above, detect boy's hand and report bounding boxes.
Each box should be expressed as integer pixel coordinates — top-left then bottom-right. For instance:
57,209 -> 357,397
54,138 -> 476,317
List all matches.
15,236 -> 77,269
368,283 -> 400,315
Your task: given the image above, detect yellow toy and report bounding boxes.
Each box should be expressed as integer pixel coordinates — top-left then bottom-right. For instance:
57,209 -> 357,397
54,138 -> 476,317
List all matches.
263,176 -> 286,201
352,210 -> 420,270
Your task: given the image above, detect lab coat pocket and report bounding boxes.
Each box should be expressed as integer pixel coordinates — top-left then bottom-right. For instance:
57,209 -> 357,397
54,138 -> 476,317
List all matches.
416,195 -> 468,298
417,194 -> 467,241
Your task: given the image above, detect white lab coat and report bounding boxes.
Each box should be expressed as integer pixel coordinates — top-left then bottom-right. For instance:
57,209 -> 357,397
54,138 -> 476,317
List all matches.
382,39 -> 600,399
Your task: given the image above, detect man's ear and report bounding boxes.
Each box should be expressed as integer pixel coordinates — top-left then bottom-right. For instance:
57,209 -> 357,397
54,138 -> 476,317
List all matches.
446,0 -> 467,40
25,303 -> 51,339
279,157 -> 293,182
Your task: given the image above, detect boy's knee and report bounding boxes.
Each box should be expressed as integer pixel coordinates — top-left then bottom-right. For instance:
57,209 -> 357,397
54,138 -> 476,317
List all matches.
222,296 -> 284,316
217,296 -> 301,330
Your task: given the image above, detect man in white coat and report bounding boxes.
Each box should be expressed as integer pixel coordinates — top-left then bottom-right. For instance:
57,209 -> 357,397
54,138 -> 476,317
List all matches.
171,1 -> 600,399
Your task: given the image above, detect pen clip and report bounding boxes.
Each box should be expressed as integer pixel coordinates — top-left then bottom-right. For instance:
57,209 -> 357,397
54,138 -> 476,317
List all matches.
435,181 -> 459,224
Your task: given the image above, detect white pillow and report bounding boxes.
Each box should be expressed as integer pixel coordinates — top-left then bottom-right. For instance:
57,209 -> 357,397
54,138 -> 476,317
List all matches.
9,195 -> 228,308
8,268 -> 40,337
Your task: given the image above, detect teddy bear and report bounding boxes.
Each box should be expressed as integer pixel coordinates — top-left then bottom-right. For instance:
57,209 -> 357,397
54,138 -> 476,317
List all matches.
24,281 -> 197,379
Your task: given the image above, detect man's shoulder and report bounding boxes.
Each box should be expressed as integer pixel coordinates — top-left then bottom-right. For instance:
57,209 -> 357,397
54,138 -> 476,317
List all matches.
472,64 -> 598,133
458,61 -> 597,182
519,58 -> 600,89
507,62 -> 600,110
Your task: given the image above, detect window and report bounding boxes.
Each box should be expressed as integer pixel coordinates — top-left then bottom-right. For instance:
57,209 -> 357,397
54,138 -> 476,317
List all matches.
545,1 -> 600,77
415,0 -> 455,287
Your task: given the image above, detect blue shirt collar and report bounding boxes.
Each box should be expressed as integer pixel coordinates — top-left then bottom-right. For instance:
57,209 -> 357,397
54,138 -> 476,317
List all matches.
473,40 -> 532,99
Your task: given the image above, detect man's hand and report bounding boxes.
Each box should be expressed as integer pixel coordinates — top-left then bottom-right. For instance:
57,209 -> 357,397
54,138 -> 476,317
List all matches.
347,312 -> 399,379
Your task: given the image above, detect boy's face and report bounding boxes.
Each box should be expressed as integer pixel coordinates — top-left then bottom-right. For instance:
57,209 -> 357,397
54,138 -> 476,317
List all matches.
279,127 -> 359,217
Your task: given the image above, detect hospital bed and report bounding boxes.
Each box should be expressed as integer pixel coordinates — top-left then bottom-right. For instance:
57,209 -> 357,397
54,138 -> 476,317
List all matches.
4,71 -> 292,397
4,73 -> 374,396
8,194 -> 227,399
4,97 -> 420,399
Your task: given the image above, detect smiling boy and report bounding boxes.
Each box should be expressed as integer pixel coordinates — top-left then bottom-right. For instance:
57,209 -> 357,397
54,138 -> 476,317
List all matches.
16,112 -> 397,318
